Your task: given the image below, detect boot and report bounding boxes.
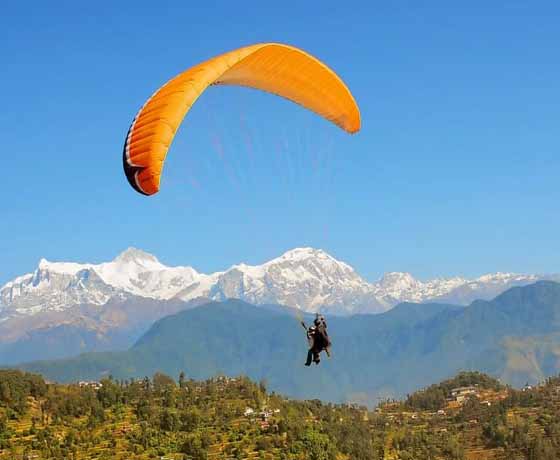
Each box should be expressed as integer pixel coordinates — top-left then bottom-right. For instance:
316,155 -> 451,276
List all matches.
305,350 -> 313,366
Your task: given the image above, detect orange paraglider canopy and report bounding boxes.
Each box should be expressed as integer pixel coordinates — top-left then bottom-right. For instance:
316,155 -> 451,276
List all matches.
123,43 -> 361,196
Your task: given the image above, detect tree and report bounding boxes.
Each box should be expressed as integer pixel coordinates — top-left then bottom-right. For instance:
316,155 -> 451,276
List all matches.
97,378 -> 121,407
301,429 -> 337,460
159,409 -> 179,432
442,436 -> 465,460
181,408 -> 202,432
135,398 -> 154,422
0,415 -> 7,437
152,372 -> 176,393
181,433 -> 208,460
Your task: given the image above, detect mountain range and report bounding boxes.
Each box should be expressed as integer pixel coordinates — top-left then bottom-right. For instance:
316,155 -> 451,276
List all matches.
1,247 -> 558,364
2,247 -> 555,318
20,281 -> 560,405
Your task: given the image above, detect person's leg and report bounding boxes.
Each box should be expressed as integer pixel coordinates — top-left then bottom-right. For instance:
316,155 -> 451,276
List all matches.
313,351 -> 321,364
305,349 -> 313,366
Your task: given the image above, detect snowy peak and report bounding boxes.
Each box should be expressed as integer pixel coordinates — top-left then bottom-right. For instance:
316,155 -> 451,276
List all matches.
37,258 -> 91,276
370,270 -> 549,306
94,249 -> 201,300
271,247 -> 319,261
474,272 -> 537,284
377,272 -> 419,289
203,247 -> 372,313
0,250 -> 202,318
372,272 -> 423,303
113,247 -> 163,268
269,247 -> 342,264
266,247 -> 356,275
225,247 -> 360,287
372,272 -> 465,304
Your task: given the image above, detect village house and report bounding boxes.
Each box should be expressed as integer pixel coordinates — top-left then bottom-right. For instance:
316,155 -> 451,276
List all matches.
450,386 -> 478,403
451,386 -> 478,398
77,380 -> 103,390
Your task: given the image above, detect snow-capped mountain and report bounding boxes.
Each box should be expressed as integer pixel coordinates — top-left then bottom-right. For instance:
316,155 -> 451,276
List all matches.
0,248 -> 201,319
1,247 -> 558,320
199,247 -> 381,314
368,271 -> 551,306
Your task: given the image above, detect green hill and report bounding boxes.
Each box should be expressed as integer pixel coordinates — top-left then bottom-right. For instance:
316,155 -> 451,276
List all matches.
21,282 -> 560,404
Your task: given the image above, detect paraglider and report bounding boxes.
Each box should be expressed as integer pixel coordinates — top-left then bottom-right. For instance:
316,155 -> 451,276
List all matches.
302,314 -> 331,366
123,42 -> 361,196
123,44 -> 353,366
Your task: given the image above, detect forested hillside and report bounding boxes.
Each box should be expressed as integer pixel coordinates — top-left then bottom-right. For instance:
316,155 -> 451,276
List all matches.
1,369 -> 560,459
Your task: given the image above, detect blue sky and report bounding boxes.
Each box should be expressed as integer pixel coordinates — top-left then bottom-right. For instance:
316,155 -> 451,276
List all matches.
1,1 -> 559,284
